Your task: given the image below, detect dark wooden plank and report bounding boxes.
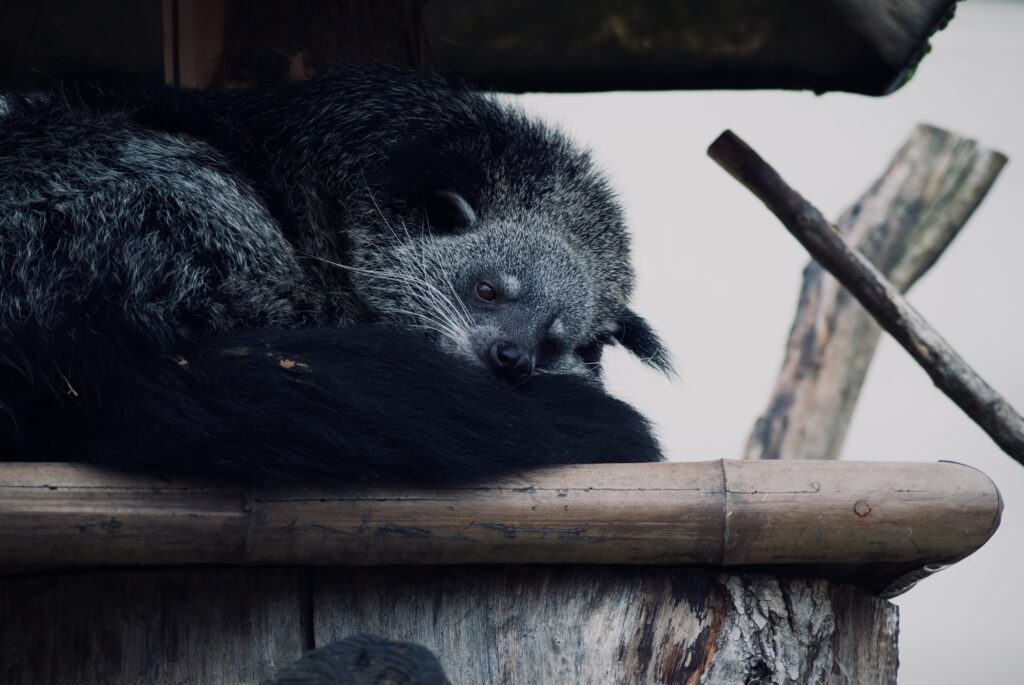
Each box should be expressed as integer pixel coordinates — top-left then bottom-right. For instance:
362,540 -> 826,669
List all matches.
166,0 -> 426,88
1,0 -> 956,94
424,0 -> 956,94
0,567 -> 307,685
0,0 -> 163,89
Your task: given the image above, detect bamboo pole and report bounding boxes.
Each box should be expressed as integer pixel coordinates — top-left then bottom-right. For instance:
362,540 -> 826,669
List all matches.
0,460 -> 1000,595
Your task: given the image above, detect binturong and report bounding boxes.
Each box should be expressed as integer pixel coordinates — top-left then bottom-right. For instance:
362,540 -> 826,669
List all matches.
0,65 -> 671,486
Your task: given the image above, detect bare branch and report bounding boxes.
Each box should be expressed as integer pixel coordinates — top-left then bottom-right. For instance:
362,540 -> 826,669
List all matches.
709,129 -> 1024,467
744,125 -> 1008,460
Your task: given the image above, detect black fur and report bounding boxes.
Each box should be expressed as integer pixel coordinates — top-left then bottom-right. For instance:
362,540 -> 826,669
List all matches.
264,634 -> 447,684
0,66 -> 666,485
5,325 -> 658,486
615,309 -> 673,374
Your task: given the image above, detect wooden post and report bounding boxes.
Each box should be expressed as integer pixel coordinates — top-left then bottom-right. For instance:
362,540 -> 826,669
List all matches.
709,130 -> 1024,467
310,567 -> 899,684
0,565 -> 899,684
742,125 -> 1007,461
0,460 -> 1001,683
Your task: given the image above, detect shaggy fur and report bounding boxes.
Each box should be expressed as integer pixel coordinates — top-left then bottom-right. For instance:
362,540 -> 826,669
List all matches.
0,66 -> 668,485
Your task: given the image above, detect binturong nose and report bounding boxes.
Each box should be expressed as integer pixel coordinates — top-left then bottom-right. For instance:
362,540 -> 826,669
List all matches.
488,340 -> 535,384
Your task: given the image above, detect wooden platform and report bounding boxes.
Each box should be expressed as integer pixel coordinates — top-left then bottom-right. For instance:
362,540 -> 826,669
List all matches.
0,460 -> 1001,683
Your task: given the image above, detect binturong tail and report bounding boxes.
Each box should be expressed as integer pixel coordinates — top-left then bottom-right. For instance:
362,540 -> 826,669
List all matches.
0,326 -> 661,486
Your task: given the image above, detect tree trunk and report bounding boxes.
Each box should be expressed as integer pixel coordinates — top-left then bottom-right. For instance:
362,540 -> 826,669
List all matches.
313,567 -> 899,685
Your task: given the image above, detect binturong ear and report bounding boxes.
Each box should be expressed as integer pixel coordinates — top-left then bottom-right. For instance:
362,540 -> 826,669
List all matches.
423,190 -> 477,234
610,309 -> 673,374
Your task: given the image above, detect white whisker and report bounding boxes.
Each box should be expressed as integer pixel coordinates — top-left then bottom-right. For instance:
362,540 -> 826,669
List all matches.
297,250 -> 471,350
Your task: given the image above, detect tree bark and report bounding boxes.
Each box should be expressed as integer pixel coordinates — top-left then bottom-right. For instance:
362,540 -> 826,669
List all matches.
311,567 -> 898,685
736,125 -> 1007,461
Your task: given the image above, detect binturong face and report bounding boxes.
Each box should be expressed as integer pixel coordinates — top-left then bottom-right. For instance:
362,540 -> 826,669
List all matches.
348,186 -> 671,385
358,218 -> 599,380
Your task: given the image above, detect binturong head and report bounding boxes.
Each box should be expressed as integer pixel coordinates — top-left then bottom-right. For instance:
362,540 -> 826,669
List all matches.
327,69 -> 671,383
363,219 -> 604,381
348,187 -> 671,385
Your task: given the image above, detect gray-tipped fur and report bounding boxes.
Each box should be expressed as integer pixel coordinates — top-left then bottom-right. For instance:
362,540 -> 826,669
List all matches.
0,65 -> 667,483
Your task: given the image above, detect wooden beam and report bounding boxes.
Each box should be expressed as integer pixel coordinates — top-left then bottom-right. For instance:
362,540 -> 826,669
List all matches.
163,0 -> 227,89
0,460 -> 1000,596
744,124 -> 1007,461
423,0 -> 956,94
162,0 -> 426,89
2,0 -> 955,94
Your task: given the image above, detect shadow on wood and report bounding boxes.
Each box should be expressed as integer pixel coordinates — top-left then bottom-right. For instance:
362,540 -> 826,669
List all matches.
1,0 -> 958,95
0,565 -> 899,684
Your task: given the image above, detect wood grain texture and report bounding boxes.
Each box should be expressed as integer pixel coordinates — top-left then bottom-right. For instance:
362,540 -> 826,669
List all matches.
0,460 -> 1001,596
709,129 -> 1024,467
1,0 -> 955,95
423,0 -> 955,95
745,124 -> 1007,461
312,567 -> 898,684
702,574 -> 898,685
0,565 -> 898,685
0,567 -> 306,685
832,0 -> 955,69
169,0 -> 228,88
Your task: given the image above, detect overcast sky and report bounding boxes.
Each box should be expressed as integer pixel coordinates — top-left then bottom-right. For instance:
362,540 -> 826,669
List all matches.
516,2 -> 1023,682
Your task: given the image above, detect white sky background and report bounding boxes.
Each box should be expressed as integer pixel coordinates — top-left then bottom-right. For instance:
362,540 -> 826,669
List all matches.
515,2 -> 1023,683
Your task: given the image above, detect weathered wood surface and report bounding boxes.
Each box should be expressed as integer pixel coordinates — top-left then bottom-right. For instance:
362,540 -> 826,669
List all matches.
162,0 -> 426,88
744,125 -> 1007,461
0,565 -> 898,685
424,0 -> 955,94
1,0 -> 956,94
0,567 -> 308,685
0,460 -> 1001,595
709,130 -> 1024,467
0,0 -> 165,89
313,567 -> 898,685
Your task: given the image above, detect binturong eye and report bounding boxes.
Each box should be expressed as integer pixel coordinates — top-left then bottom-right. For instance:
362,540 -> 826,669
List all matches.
539,339 -> 558,357
475,282 -> 497,302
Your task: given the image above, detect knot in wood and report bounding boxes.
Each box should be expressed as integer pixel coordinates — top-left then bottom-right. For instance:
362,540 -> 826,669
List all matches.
854,500 -> 872,517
